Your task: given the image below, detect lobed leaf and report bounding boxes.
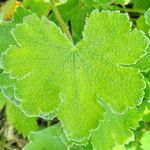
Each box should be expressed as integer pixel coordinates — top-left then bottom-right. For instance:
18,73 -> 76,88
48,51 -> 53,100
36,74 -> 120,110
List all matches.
1,10 -> 149,141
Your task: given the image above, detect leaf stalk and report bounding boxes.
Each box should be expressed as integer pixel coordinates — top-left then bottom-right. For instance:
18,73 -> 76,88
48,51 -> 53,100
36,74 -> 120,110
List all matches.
50,0 -> 73,43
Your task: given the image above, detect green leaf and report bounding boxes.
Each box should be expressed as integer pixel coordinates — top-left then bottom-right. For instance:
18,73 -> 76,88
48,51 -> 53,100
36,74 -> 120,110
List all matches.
91,100 -> 141,150
141,101 -> 150,122
83,0 -> 112,6
133,0 -> 150,11
0,6 -> 31,53
136,16 -> 149,37
0,72 -> 20,105
141,131 -> 150,150
2,86 -> 20,105
24,124 -> 92,150
136,47 -> 150,72
125,121 -> 145,150
113,0 -> 130,5
6,102 -> 38,137
23,124 -> 68,150
1,10 -> 149,141
70,143 -> 93,150
144,79 -> 150,100
0,22 -> 16,53
23,0 -> 51,16
0,73 -> 38,137
136,9 -> 150,73
12,6 -> 32,23
145,8 -> 150,26
0,7 -> 31,106
0,72 -> 16,88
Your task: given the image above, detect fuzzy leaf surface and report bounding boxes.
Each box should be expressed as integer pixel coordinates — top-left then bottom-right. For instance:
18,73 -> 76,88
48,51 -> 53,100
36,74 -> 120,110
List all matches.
1,10 -> 149,141
91,101 -> 141,150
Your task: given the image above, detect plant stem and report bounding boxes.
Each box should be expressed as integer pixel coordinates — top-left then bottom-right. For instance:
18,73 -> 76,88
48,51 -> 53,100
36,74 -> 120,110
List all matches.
0,0 -> 16,23
50,0 -> 73,43
121,8 -> 145,15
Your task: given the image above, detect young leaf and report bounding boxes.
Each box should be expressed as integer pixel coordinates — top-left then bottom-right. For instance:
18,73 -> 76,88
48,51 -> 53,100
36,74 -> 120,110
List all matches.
91,100 -> 141,150
1,10 -> 149,141
23,124 -> 68,150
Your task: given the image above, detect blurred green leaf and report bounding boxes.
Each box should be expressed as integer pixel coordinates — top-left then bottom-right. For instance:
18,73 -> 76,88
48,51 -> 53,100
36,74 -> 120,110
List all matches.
141,130 -> 150,150
23,0 -> 50,16
133,0 -> 150,11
